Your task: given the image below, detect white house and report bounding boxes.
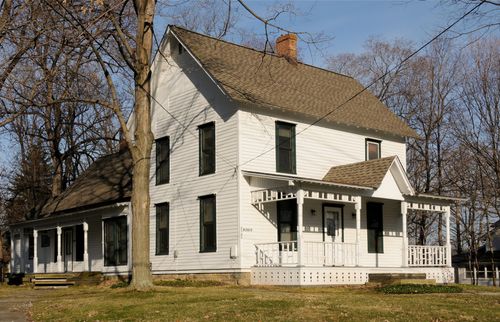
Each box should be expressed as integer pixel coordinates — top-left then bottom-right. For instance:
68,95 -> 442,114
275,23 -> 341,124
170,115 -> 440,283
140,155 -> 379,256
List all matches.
9,26 -> 461,285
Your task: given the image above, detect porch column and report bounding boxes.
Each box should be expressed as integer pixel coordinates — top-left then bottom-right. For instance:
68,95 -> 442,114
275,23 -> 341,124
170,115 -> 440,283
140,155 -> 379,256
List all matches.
296,189 -> 304,266
83,222 -> 89,271
445,206 -> 452,267
57,226 -> 62,272
355,197 -> 361,267
33,229 -> 38,274
20,230 -> 24,273
401,201 -> 408,267
10,231 -> 14,273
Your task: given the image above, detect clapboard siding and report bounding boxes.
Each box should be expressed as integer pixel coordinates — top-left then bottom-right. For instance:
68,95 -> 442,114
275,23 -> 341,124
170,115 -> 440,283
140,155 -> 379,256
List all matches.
149,36 -> 240,273
238,109 -> 406,179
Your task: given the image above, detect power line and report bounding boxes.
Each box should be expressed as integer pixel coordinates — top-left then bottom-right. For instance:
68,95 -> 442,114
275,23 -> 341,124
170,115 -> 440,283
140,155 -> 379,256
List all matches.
236,0 -> 486,168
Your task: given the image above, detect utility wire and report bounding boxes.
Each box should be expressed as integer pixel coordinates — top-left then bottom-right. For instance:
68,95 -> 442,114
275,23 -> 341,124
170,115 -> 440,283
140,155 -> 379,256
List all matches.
236,0 -> 486,168
45,0 -> 238,171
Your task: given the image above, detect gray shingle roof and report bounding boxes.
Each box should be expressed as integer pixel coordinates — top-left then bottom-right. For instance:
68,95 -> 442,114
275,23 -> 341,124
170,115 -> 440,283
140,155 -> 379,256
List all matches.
171,26 -> 418,138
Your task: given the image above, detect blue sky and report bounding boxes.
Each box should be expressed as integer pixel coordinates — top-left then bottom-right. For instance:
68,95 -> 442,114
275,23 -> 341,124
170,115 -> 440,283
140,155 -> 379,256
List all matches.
236,0 -> 466,64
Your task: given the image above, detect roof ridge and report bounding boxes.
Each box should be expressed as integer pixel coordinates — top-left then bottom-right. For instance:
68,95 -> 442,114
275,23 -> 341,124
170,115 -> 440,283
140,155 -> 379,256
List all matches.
169,25 -> 355,81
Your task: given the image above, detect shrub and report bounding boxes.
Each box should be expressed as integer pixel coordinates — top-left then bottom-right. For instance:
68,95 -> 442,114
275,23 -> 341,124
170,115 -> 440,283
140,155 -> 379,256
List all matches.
110,281 -> 129,289
379,284 -> 462,294
154,279 -> 224,287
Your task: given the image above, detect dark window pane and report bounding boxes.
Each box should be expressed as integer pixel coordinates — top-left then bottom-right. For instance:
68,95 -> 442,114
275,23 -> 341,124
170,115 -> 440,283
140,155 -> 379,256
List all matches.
104,217 -> 128,266
75,225 -> 84,261
156,137 -> 170,185
156,203 -> 169,255
367,202 -> 384,253
276,122 -> 296,173
200,195 -> 216,252
199,123 -> 215,175
366,140 -> 380,160
41,233 -> 50,248
28,234 -> 34,260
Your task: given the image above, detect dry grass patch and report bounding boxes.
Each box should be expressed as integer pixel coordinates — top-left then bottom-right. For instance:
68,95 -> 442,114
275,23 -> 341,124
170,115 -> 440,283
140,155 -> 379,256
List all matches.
0,284 -> 493,321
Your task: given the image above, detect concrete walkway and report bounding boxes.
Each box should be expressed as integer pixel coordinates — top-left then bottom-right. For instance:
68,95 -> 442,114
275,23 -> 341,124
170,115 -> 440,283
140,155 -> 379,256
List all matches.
0,288 -> 39,322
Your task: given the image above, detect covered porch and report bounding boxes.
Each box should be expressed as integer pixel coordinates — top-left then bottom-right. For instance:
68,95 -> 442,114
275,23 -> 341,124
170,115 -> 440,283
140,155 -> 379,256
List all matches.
10,203 -> 130,275
251,186 -> 453,269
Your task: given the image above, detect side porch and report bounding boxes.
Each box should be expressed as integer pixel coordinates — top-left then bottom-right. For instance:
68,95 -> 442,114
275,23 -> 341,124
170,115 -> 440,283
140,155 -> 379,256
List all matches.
10,203 -> 130,276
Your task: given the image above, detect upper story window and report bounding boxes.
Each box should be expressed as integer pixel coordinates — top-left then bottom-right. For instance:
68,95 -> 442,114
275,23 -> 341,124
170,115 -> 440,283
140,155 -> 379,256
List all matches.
156,136 -> 170,185
199,122 -> 215,176
366,139 -> 381,160
276,121 -> 296,174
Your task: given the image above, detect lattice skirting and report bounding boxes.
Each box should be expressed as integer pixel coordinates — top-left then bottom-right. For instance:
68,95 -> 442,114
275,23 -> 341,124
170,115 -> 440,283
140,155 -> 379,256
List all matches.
251,267 -> 454,286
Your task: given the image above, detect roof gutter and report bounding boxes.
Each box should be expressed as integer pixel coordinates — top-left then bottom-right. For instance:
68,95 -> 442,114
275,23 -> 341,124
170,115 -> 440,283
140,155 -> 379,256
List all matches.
9,202 -> 130,228
242,170 -> 373,191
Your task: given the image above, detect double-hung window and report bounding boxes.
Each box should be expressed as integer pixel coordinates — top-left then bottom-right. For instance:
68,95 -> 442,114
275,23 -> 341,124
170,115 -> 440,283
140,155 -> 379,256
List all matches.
199,122 -> 215,176
104,216 -> 128,266
156,203 -> 169,255
366,139 -> 381,160
276,121 -> 296,173
156,136 -> 170,185
199,195 -> 216,252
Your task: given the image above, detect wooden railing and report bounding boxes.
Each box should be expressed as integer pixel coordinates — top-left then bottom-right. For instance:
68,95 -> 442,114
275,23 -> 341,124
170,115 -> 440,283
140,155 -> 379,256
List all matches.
255,241 -> 298,267
408,245 -> 449,267
254,241 -> 357,267
303,241 -> 357,267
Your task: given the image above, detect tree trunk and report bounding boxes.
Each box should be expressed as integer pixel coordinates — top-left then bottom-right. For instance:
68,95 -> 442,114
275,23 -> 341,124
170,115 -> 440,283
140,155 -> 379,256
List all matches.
129,0 -> 155,290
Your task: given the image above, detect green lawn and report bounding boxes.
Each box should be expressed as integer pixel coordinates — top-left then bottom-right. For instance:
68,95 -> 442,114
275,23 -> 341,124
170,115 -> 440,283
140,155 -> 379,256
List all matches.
2,283 -> 500,321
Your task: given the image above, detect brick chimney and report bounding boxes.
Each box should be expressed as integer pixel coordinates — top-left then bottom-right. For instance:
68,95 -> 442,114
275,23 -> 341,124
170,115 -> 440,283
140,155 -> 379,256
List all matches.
276,34 -> 297,62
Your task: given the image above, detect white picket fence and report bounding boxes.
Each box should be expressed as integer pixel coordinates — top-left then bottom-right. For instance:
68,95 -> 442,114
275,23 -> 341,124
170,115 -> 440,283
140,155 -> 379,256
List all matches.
456,267 -> 500,286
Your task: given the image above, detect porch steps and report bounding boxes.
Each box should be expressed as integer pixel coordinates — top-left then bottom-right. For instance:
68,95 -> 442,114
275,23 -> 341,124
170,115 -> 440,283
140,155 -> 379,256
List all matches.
32,274 -> 75,289
368,273 -> 434,285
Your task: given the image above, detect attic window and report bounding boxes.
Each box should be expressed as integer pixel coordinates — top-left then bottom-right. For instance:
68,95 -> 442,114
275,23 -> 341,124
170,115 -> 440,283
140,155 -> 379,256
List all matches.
366,139 -> 381,160
178,43 -> 184,55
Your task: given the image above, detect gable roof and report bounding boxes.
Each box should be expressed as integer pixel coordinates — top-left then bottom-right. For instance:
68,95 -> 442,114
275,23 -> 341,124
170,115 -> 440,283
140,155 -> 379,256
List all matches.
170,26 -> 418,138
39,149 -> 132,218
323,156 -> 397,189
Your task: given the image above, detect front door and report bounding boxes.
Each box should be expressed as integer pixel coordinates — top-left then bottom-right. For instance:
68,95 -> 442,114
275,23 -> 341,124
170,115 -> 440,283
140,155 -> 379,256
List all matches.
323,206 -> 343,243
277,199 -> 297,243
63,228 -> 73,272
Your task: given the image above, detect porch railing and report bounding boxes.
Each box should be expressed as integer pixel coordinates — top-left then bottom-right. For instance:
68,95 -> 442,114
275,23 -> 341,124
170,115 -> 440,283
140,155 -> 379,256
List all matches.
254,241 -> 357,267
303,241 -> 357,267
255,241 -> 298,267
408,245 -> 449,267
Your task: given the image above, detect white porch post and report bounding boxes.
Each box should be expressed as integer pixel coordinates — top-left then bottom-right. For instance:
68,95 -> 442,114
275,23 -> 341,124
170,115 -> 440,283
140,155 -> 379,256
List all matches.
401,201 -> 408,267
57,226 -> 62,272
445,206 -> 452,267
297,189 -> 304,266
355,197 -> 361,267
10,231 -> 14,273
83,222 -> 89,271
20,230 -> 24,273
33,229 -> 38,274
